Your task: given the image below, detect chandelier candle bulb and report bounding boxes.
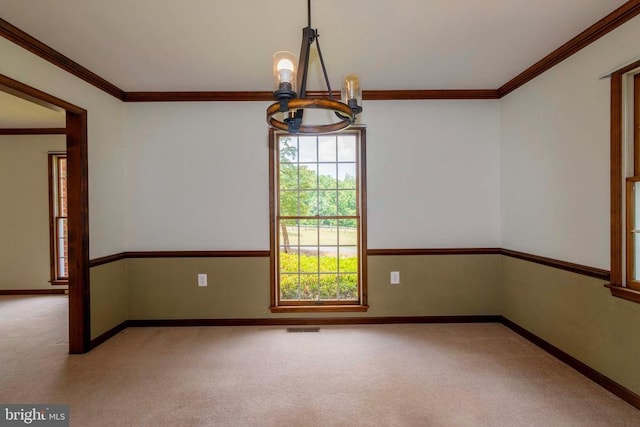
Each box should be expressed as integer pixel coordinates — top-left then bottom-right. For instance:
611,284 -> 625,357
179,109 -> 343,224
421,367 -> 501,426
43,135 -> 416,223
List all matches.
343,74 -> 363,114
273,51 -> 298,98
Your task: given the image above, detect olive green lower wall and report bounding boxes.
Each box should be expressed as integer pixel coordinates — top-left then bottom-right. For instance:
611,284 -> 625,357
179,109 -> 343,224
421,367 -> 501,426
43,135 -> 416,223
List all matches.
501,256 -> 640,396
126,255 -> 502,320
90,260 -> 128,339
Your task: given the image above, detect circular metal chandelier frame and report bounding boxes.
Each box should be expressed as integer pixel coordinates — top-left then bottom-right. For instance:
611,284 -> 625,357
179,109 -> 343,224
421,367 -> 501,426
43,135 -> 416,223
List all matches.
266,98 -> 355,134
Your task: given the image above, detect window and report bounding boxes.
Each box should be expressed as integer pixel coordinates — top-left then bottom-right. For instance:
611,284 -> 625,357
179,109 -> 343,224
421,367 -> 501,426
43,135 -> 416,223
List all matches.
269,128 -> 367,312
48,153 -> 68,285
610,61 -> 640,303
626,74 -> 640,292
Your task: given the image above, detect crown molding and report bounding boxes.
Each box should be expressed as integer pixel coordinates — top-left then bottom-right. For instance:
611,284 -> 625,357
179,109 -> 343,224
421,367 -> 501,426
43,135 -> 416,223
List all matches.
123,89 -> 500,102
0,17 -> 125,100
2,2 -> 640,101
499,0 -> 640,97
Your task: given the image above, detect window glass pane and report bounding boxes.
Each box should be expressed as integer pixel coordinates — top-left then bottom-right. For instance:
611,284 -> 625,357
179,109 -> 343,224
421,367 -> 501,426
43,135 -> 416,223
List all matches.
339,224 -> 357,245
338,190 -> 357,216
299,247 -> 319,273
298,164 -> 317,190
318,136 -> 337,162
275,130 -> 363,306
298,136 -> 317,162
635,182 -> 640,227
319,220 -> 338,245
635,234 -> 640,281
338,136 -> 356,162
279,191 -> 299,216
280,165 -> 299,190
318,190 -> 338,216
279,249 -> 299,273
339,253 -> 358,273
319,250 -> 338,272
300,190 -> 318,215
299,274 -> 318,299
339,274 -> 358,299
279,137 -> 298,162
318,164 -> 337,189
59,258 -> 67,277
635,182 -> 640,281
59,158 -> 67,178
279,220 -> 299,247
280,274 -> 300,300
338,163 -> 356,188
299,220 -> 319,246
319,274 -> 338,299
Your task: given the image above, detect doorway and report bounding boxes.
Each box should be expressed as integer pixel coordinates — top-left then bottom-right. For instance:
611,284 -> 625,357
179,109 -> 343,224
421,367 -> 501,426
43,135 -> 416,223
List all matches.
0,73 -> 90,354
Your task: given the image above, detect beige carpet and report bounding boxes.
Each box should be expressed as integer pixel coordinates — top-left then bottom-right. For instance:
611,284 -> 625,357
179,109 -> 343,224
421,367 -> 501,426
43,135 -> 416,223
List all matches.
0,295 -> 638,426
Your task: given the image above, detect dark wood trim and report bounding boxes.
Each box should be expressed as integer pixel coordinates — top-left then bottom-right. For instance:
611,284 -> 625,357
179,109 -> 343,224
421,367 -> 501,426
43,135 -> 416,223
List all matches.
269,305 -> 369,313
501,316 -> 640,410
610,63 -> 626,289
89,252 -> 127,267
125,250 -> 270,259
66,109 -> 91,354
499,1 -> 640,97
0,18 -> 124,100
50,280 -> 69,286
606,284 -> 640,304
368,248 -> 501,256
363,90 -> 499,100
89,320 -> 129,349
0,289 -> 67,295
1,73 -> 90,354
89,251 -> 271,267
268,130 -> 277,309
360,128 -> 368,307
0,75 -> 84,115
0,128 -> 66,135
123,89 -> 500,102
501,249 -> 610,281
124,91 -> 274,102
48,153 -> 57,286
128,315 -> 501,328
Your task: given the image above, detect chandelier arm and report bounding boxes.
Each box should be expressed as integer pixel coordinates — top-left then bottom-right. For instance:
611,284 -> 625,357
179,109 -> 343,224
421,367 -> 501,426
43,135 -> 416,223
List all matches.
297,27 -> 315,98
314,34 -> 334,100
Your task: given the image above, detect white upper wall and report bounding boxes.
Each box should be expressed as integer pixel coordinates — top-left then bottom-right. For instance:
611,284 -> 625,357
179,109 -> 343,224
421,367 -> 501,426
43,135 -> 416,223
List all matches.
366,100 -> 500,249
0,37 -> 126,258
500,15 -> 640,269
124,102 -> 271,250
125,100 -> 501,250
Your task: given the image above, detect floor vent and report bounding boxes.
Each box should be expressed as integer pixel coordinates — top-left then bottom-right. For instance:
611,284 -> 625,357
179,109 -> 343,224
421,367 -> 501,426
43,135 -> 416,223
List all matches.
286,327 -> 320,333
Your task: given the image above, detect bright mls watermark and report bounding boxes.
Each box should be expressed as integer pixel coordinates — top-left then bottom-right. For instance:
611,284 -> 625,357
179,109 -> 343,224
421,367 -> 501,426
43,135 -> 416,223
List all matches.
0,405 -> 68,426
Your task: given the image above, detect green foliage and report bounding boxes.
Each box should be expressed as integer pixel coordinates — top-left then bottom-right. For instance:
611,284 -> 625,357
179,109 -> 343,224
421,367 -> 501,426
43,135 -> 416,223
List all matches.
278,137 -> 357,228
279,253 -> 358,301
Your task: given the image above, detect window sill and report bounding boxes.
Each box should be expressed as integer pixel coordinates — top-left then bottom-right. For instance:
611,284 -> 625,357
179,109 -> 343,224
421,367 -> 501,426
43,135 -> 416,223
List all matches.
50,280 -> 69,286
605,284 -> 640,304
270,305 -> 369,313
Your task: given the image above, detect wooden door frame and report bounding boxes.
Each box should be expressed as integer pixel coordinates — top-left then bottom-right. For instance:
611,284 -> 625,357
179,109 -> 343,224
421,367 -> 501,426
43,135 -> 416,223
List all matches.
0,73 -> 90,354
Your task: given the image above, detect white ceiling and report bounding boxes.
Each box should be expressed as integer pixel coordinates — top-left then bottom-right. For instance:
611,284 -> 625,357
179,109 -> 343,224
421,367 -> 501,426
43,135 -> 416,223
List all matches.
0,0 -> 630,93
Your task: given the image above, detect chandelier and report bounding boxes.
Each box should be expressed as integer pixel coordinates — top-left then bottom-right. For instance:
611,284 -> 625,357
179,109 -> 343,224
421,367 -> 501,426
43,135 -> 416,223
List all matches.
266,0 -> 363,134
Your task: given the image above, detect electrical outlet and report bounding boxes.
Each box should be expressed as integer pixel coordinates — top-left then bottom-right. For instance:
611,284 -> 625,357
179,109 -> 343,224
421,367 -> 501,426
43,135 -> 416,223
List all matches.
198,273 -> 207,287
390,271 -> 400,285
